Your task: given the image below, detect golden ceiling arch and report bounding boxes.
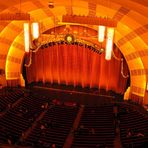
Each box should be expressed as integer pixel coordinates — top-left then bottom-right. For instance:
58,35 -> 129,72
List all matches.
0,0 -> 147,103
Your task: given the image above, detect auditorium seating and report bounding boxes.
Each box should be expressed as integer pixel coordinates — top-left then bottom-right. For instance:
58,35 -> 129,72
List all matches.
0,88 -> 148,148
119,103 -> 148,148
24,105 -> 78,148
72,105 -> 115,148
0,88 -> 24,112
0,91 -> 51,145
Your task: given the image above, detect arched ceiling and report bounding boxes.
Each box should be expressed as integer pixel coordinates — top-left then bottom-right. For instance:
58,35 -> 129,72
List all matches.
0,0 -> 148,101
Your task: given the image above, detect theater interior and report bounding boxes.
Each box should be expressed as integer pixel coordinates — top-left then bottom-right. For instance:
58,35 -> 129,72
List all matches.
0,0 -> 148,148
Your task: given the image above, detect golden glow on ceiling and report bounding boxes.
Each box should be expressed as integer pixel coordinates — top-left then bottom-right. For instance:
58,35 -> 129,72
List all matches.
0,0 -> 147,100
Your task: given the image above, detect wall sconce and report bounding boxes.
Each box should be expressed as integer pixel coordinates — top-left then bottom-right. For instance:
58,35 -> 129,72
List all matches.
105,27 -> 115,60
98,26 -> 105,42
24,22 -> 41,67
98,26 -> 115,60
24,23 -> 30,53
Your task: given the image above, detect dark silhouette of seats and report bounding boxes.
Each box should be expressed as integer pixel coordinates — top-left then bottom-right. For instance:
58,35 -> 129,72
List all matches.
72,105 -> 115,148
0,92 -> 51,145
24,105 -> 78,148
119,103 -> 148,148
0,89 -> 24,112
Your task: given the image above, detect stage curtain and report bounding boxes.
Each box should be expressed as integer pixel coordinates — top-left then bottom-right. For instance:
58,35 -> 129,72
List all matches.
26,44 -> 129,94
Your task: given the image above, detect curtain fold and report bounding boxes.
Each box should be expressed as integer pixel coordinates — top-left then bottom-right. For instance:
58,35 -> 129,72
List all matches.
26,44 -> 128,94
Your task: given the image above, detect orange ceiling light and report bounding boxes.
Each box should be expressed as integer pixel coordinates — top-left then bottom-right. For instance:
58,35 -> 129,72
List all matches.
24,23 -> 30,53
31,22 -> 39,39
24,22 -> 40,53
98,25 -> 106,42
105,28 -> 115,60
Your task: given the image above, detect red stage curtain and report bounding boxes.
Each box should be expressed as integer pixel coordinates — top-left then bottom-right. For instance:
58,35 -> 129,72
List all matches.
26,44 -> 129,94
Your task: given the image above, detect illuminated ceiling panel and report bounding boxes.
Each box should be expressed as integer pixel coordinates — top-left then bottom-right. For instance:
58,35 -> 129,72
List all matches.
73,1 -> 88,10
96,5 -> 118,18
130,37 -> 148,50
128,58 -> 144,70
118,42 -> 136,55
128,10 -> 148,25
50,6 -> 67,15
141,57 -> 148,68
140,33 -> 148,45
30,9 -> 50,20
72,7 -> 89,16
116,22 -> 132,38
131,76 -> 146,89
120,14 -> 142,29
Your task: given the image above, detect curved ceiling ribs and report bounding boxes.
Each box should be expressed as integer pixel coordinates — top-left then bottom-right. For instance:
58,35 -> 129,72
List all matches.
0,0 -> 147,101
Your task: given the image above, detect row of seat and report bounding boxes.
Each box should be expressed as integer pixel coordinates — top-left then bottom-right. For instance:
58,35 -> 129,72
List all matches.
1,88 -> 148,148
118,103 -> 148,148
72,105 -> 115,148
0,88 -> 79,148
0,88 -> 24,112
24,105 -> 78,148
0,90 -> 51,145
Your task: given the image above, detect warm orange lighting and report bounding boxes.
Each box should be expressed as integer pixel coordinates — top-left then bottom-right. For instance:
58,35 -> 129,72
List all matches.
67,36 -> 72,42
98,26 -> 106,42
32,22 -> 39,39
65,34 -> 74,44
105,27 -> 114,60
24,23 -> 30,52
146,82 -> 148,91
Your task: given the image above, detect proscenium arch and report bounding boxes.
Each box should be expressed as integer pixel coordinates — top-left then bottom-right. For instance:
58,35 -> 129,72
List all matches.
0,0 -> 147,103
